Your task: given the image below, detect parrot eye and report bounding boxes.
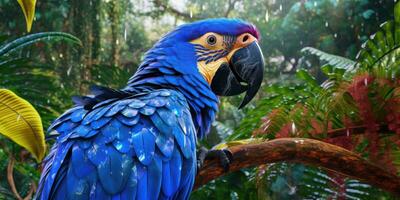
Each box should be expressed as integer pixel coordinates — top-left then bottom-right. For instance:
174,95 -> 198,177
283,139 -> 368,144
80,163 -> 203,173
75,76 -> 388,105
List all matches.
206,35 -> 217,46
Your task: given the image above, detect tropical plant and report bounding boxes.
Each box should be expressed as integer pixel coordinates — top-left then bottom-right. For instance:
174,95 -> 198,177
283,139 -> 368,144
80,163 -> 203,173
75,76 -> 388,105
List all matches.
0,32 -> 81,199
201,2 -> 400,199
0,3 -> 82,196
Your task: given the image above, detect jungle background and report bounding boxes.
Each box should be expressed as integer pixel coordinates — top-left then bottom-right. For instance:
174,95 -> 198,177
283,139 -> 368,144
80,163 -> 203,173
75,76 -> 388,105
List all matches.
1,0 -> 400,199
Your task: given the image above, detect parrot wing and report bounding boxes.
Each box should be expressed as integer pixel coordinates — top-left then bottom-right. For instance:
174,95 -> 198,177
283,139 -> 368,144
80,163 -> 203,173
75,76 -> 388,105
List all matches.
36,89 -> 197,200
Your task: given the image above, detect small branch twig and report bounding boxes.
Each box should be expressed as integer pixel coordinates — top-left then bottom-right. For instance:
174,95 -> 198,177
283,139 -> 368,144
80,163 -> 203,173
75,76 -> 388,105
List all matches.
194,138 -> 400,196
7,156 -> 37,200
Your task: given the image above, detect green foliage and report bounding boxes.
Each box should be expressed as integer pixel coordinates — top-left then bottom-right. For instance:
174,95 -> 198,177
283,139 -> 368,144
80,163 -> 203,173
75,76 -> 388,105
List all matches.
0,32 -> 81,56
191,170 -> 259,200
260,163 -> 393,199
0,32 -> 81,199
356,2 -> 400,80
0,32 -> 81,126
223,1 -> 400,199
301,47 -> 356,72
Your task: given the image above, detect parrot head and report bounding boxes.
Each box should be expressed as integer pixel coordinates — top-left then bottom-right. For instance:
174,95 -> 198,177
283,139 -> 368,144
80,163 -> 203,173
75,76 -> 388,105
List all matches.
182,19 -> 263,108
189,20 -> 264,108
132,18 -> 264,109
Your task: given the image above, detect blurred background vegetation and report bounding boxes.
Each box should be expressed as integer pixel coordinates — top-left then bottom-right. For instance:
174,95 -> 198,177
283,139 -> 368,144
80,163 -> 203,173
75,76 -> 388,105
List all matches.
1,0 -> 400,199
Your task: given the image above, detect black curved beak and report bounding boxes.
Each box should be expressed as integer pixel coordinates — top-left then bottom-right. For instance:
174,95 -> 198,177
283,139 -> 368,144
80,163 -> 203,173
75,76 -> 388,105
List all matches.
211,42 -> 264,109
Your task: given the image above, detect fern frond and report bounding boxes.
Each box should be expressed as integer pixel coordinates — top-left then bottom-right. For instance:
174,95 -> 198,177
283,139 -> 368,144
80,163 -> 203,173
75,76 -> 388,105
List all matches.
301,47 -> 356,72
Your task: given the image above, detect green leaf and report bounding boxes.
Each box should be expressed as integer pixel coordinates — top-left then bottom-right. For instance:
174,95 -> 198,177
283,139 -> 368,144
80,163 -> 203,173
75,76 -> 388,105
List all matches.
296,69 -> 319,87
301,47 -> 356,72
0,32 -> 82,56
356,1 -> 400,79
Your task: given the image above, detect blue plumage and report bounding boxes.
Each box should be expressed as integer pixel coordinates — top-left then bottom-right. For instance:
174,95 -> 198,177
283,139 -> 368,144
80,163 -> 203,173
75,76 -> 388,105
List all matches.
36,18 -> 260,199
37,90 -> 197,200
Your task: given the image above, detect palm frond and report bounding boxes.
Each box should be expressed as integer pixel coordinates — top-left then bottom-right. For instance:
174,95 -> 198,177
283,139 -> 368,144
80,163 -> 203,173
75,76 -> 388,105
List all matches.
260,163 -> 394,199
301,47 -> 357,72
0,32 -> 81,56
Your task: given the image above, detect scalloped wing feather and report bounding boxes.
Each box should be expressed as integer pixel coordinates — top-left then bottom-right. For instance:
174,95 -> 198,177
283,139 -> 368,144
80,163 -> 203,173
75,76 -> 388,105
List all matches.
36,89 -> 196,200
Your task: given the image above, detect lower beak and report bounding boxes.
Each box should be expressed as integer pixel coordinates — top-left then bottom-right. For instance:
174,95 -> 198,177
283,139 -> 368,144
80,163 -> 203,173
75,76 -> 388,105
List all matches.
211,42 -> 264,108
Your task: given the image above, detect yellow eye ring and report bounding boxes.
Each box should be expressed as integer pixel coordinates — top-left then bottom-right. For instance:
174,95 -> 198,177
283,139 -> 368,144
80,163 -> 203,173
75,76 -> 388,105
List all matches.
206,35 -> 217,46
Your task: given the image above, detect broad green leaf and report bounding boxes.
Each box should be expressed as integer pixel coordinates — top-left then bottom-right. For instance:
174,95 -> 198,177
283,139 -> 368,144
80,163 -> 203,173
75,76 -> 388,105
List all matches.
0,89 -> 45,161
17,0 -> 37,32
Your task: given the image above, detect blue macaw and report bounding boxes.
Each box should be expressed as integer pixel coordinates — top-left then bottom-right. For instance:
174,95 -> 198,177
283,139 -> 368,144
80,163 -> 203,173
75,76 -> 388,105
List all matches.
35,18 -> 264,200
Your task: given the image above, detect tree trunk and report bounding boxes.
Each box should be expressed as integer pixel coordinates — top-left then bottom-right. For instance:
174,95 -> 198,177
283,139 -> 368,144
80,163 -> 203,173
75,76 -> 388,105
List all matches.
194,138 -> 400,196
91,0 -> 102,65
108,1 -> 125,67
70,0 -> 102,91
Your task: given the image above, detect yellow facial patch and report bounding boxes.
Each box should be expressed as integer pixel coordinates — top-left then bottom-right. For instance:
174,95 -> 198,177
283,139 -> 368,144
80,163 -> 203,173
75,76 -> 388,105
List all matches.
191,32 -> 258,84
196,58 -> 228,84
191,32 -> 236,84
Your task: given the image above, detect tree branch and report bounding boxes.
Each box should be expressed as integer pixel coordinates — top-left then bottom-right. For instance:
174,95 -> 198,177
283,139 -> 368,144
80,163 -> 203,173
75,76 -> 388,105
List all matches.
152,0 -> 201,20
194,138 -> 400,196
327,124 -> 389,138
7,156 -> 36,200
224,0 -> 240,17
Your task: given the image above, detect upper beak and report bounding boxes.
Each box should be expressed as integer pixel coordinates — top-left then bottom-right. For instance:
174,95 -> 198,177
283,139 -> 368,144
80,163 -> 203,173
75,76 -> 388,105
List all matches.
210,41 -> 264,108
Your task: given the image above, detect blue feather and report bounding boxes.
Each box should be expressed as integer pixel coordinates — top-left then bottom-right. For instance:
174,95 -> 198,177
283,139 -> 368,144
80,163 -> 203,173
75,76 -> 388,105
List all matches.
112,138 -> 131,154
91,104 -> 113,121
90,181 -> 112,200
147,154 -> 163,200
140,105 -> 156,115
78,139 -> 92,150
87,143 -> 107,165
69,108 -> 87,123
120,165 -> 138,200
128,99 -> 146,108
147,97 -> 167,107
131,128 -> 155,165
105,101 -> 127,117
66,167 -> 90,200
136,163 -> 148,200
97,147 -> 133,194
162,148 -> 182,197
71,145 -> 95,178
121,107 -> 139,118
116,114 -> 140,126
91,117 -> 112,129
155,133 -> 174,158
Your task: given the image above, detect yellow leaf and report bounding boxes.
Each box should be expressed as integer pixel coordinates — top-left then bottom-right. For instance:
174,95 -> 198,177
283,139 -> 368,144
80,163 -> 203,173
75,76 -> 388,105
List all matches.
17,0 -> 37,32
0,89 -> 45,161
